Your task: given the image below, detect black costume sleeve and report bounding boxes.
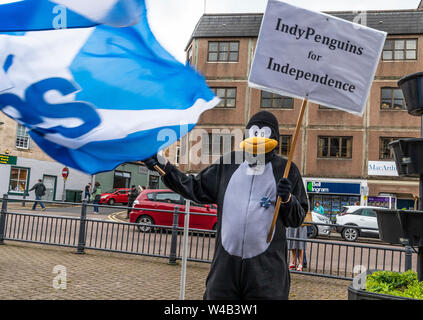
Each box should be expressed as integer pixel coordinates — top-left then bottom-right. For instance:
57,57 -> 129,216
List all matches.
278,166 -> 308,228
161,162 -> 220,204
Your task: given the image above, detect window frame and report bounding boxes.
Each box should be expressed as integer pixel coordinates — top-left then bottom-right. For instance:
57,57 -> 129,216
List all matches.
379,137 -> 406,160
202,132 -> 235,157
382,38 -> 418,61
317,136 -> 353,159
207,41 -> 240,62
380,87 -> 407,111
210,87 -> 237,108
279,135 -> 292,157
8,166 -> 31,195
260,91 -> 294,109
15,124 -> 30,150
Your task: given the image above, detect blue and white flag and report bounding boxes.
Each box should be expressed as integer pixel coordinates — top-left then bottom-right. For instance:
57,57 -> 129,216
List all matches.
0,0 -> 219,174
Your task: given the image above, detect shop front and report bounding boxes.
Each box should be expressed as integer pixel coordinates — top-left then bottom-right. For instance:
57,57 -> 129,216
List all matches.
305,179 -> 363,221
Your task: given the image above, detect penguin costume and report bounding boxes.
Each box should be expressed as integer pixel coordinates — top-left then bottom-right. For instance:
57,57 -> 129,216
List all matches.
144,111 -> 308,300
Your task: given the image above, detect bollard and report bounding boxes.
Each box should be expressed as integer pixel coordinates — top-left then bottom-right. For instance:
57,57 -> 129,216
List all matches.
404,241 -> 413,271
76,200 -> 87,254
0,194 -> 8,245
22,192 -> 26,207
168,207 -> 179,265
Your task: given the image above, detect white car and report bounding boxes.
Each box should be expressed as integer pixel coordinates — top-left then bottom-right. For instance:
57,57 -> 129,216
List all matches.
308,211 -> 332,238
335,206 -> 382,242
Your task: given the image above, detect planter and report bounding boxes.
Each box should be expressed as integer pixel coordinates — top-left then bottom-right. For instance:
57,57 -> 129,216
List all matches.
348,285 -> 413,300
398,72 -> 423,116
375,209 -> 423,282
388,138 -> 423,177
348,270 -> 421,300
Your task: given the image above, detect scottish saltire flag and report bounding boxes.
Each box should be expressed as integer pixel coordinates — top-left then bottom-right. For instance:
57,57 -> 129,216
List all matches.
0,0 -> 219,174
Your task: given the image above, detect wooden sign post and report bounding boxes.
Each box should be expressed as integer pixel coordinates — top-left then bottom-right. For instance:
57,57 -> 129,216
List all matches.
267,98 -> 308,243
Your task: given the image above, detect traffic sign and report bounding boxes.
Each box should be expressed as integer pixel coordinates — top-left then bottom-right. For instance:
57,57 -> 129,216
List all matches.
62,167 -> 69,179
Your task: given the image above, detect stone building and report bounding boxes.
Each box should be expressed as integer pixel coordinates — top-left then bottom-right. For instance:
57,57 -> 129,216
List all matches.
166,3 -> 423,213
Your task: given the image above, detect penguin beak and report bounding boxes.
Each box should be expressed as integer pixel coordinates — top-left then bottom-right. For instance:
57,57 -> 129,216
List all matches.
240,137 -> 278,155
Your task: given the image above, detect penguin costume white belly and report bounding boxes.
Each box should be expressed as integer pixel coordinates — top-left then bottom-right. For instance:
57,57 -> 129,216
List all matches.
144,111 -> 308,300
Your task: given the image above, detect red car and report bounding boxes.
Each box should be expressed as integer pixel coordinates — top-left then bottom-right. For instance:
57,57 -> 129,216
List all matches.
129,189 -> 217,232
99,188 -> 130,205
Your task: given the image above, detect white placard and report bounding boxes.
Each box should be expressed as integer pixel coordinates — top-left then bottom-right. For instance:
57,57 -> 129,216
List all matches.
368,161 -> 399,177
249,0 -> 387,116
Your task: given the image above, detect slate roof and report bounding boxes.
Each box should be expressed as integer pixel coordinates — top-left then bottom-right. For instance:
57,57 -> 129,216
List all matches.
189,9 -> 423,43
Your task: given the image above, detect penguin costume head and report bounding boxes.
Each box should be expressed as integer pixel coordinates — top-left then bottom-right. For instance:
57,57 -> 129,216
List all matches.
240,111 -> 279,155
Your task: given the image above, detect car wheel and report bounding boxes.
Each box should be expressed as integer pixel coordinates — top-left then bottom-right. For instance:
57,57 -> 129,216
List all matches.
136,215 -> 155,232
308,225 -> 318,239
342,226 -> 359,242
108,198 -> 115,206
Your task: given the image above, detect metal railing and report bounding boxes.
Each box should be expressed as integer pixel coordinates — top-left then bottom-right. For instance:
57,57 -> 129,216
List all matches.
0,194 -> 416,280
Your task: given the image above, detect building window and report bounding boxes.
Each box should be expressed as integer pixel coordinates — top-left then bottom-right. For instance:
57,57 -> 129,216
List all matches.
382,39 -> 417,61
15,124 -> 30,149
379,137 -> 404,160
187,46 -> 193,65
380,88 -> 406,110
113,171 -> 131,188
9,167 -> 30,193
175,146 -> 181,165
208,41 -> 239,62
211,87 -> 236,108
279,135 -> 292,157
318,105 -> 334,110
261,91 -> 293,109
202,133 -> 235,156
318,136 -> 353,159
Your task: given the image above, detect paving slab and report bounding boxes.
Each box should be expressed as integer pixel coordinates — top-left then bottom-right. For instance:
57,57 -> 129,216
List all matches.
0,241 -> 349,300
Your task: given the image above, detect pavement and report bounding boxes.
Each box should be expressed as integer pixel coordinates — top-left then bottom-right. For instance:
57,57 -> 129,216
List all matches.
0,240 -> 350,300
0,202 -> 350,300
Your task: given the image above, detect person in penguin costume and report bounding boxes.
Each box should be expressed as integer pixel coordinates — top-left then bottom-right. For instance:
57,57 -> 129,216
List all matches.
144,110 -> 308,300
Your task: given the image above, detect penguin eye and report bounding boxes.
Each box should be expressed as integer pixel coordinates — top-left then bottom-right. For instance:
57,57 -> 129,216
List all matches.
248,125 -> 260,138
260,127 -> 272,139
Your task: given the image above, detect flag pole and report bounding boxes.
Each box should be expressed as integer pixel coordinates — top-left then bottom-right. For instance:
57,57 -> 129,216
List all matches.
267,97 -> 309,243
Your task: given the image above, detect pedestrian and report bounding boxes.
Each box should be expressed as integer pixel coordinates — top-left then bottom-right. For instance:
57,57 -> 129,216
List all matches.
143,111 -> 308,300
313,201 -> 324,214
29,179 -> 47,211
91,182 -> 102,214
84,182 -> 91,202
287,225 -> 307,271
127,185 -> 140,218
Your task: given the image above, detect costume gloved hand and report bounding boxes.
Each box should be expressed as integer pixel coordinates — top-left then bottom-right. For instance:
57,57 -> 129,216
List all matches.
143,154 -> 168,173
277,178 -> 292,203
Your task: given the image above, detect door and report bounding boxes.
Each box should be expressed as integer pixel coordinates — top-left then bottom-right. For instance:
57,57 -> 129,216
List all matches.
148,175 -> 160,189
360,209 -> 379,234
153,192 -> 182,226
116,189 -> 129,204
43,175 -> 57,201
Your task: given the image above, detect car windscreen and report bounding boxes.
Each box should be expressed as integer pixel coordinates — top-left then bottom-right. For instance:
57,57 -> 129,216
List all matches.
339,206 -> 349,214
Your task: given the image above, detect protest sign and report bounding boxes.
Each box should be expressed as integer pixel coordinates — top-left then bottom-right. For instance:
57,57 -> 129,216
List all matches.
249,0 -> 387,116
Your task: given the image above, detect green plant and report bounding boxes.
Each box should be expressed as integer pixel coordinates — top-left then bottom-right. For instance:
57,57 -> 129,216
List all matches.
366,270 -> 423,300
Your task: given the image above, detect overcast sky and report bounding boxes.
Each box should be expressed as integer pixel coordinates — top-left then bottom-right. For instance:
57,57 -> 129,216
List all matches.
147,0 -> 421,62
0,0 -> 420,62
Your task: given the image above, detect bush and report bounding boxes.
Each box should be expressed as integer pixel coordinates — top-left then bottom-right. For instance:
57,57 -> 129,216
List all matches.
366,270 -> 423,300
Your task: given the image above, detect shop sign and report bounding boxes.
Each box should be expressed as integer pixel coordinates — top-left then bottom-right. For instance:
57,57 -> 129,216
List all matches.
306,181 -> 361,195
0,154 -> 17,165
368,161 -> 398,177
